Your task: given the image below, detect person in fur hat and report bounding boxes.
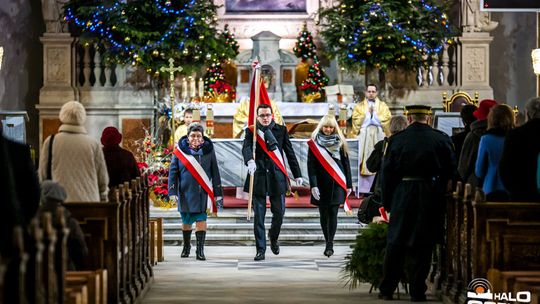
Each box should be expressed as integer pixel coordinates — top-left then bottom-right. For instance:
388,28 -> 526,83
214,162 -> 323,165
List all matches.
168,123 -> 223,261
101,126 -> 139,187
38,101 -> 109,202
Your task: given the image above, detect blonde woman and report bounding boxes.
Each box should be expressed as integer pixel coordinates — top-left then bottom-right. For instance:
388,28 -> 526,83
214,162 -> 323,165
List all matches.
307,115 -> 352,257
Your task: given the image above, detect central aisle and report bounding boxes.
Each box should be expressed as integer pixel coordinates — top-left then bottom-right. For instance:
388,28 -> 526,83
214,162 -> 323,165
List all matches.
142,246 -> 442,303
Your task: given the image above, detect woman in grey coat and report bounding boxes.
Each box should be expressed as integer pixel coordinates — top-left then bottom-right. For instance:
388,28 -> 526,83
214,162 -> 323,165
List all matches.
168,124 -> 223,260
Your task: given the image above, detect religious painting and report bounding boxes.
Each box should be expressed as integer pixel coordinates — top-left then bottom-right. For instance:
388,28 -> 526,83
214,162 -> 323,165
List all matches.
225,0 -> 307,13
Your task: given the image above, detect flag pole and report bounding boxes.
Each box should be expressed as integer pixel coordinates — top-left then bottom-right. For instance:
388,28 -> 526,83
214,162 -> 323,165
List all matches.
247,61 -> 261,221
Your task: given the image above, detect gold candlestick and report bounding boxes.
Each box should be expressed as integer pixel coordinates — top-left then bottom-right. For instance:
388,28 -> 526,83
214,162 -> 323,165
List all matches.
159,58 -> 183,145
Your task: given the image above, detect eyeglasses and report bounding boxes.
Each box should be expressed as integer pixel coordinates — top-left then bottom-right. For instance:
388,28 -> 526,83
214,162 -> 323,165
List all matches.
188,134 -> 203,139
258,114 -> 272,118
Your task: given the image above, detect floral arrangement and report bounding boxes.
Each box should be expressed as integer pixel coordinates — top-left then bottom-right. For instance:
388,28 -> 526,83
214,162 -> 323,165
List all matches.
137,132 -> 175,209
206,80 -> 235,102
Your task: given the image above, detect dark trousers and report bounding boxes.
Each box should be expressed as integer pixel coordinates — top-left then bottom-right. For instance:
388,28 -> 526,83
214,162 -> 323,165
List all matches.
253,194 -> 285,253
379,243 -> 434,298
318,204 -> 339,244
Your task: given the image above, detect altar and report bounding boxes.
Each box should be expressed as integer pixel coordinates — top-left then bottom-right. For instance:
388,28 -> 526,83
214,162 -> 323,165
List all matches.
214,138 -> 360,188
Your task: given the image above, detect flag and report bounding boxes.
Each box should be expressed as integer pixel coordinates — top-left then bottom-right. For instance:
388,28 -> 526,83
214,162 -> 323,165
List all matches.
248,62 -> 272,126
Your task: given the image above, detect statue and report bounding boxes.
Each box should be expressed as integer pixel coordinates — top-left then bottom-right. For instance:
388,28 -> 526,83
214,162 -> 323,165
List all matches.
461,0 -> 498,33
42,0 -> 68,33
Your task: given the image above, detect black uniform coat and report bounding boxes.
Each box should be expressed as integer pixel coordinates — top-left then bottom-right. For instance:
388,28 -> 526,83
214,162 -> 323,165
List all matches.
499,118 -> 540,202
242,123 -> 302,196
307,145 -> 352,205
381,122 -> 456,246
168,136 -> 223,213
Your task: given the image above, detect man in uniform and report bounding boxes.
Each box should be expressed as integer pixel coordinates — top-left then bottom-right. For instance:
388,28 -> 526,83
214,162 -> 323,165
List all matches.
348,84 -> 392,195
378,105 -> 456,301
242,104 -> 303,261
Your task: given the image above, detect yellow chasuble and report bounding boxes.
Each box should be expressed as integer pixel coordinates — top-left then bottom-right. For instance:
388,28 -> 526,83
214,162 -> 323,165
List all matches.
348,97 -> 391,138
173,124 -> 188,142
232,99 -> 284,138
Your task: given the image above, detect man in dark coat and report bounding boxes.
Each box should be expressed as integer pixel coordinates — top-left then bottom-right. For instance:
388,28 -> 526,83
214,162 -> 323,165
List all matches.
499,97 -> 540,202
243,104 -> 303,261
101,126 -> 140,187
458,99 -> 497,190
378,105 -> 456,301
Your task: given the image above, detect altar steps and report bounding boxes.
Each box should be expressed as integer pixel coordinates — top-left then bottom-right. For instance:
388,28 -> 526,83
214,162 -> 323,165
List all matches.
150,207 -> 363,246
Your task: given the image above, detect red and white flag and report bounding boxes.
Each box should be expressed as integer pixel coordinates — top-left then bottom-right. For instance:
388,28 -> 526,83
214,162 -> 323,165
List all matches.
307,139 -> 352,213
248,61 -> 273,126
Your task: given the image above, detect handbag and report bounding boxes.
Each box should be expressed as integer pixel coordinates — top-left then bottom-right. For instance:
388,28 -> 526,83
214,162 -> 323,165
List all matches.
357,193 -> 382,224
46,134 -> 55,180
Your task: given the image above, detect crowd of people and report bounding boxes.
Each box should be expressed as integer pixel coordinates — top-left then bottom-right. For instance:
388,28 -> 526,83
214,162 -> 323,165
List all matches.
2,92 -> 540,302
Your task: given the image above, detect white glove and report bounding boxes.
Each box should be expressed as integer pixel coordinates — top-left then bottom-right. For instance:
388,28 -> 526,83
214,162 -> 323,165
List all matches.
347,188 -> 352,197
215,196 -> 224,211
247,160 -> 257,175
311,187 -> 320,200
295,177 -> 304,185
169,195 -> 178,203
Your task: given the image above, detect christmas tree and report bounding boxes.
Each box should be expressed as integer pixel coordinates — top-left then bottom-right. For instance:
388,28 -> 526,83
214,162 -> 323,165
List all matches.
293,23 -> 329,99
203,24 -> 239,101
64,0 -> 238,76
293,23 -> 318,61
318,0 -> 454,73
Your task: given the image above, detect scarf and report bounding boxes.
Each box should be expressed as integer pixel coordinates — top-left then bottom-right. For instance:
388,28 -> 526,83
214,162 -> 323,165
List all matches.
316,133 -> 341,160
256,120 -> 276,132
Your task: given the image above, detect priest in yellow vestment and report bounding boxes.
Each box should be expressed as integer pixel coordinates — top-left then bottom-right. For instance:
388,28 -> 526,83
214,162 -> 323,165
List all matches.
348,84 -> 391,194
232,97 -> 284,138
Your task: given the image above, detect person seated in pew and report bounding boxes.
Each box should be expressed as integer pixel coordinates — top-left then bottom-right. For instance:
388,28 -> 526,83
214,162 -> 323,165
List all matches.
38,180 -> 89,270
101,126 -> 140,188
168,123 -> 223,261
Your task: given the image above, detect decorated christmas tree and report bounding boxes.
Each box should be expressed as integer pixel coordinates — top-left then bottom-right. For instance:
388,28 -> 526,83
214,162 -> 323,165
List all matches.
64,0 -> 238,76
318,0 -> 454,73
293,23 -> 329,100
203,24 -> 239,101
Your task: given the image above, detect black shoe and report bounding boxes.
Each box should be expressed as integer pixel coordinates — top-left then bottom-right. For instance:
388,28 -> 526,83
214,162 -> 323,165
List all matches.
378,293 -> 394,301
410,295 -> 427,302
254,252 -> 265,261
270,239 -> 280,255
181,230 -> 192,258
323,248 -> 334,257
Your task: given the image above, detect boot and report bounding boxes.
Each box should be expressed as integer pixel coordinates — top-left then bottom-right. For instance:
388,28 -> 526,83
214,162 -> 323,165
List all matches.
195,231 -> 206,261
324,241 -> 334,257
181,230 -> 192,258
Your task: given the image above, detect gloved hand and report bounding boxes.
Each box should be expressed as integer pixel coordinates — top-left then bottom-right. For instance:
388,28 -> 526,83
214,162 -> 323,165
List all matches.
247,160 -> 257,175
347,188 -> 353,197
295,177 -> 303,186
311,187 -> 320,200
215,196 -> 224,211
169,195 -> 178,203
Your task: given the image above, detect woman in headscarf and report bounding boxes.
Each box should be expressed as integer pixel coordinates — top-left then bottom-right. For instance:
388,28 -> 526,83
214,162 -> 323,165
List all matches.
307,115 -> 352,257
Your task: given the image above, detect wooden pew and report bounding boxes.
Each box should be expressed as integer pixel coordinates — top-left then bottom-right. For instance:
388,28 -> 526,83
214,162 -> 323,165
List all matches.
64,201 -> 121,304
472,192 -> 540,291
66,269 -> 108,304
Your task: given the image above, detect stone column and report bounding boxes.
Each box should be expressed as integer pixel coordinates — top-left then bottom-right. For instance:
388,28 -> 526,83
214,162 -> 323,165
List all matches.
458,32 -> 494,99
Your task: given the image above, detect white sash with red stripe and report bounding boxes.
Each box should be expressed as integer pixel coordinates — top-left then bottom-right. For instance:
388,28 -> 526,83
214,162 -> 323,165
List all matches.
173,146 -> 217,213
307,139 -> 352,213
249,126 -> 289,178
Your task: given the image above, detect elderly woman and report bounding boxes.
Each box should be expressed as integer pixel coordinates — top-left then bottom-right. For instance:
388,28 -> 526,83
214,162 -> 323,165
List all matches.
168,124 -> 223,261
307,115 -> 352,257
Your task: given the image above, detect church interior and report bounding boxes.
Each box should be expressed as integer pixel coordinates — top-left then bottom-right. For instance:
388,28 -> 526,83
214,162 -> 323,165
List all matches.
1,0 -> 539,303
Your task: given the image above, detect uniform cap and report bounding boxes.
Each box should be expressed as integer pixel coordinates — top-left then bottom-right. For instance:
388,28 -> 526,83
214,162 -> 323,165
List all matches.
404,105 -> 432,115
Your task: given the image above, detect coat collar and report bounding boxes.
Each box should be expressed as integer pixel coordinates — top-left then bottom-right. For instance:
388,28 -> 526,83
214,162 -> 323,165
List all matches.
59,124 -> 87,134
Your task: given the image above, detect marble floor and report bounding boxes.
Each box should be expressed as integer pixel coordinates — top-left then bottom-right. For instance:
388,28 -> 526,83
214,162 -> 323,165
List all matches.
142,246 -> 442,303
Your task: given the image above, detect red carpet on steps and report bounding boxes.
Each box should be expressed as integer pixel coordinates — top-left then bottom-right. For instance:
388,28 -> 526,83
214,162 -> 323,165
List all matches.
221,187 -> 362,209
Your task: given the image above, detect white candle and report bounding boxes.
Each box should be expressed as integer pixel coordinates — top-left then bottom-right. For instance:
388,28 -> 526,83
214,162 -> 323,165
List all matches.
181,78 -> 188,99
189,77 -> 196,98
198,78 -> 204,97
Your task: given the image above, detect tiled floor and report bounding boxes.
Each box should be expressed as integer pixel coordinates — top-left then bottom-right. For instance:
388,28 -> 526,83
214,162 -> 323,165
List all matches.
142,246 -> 442,303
